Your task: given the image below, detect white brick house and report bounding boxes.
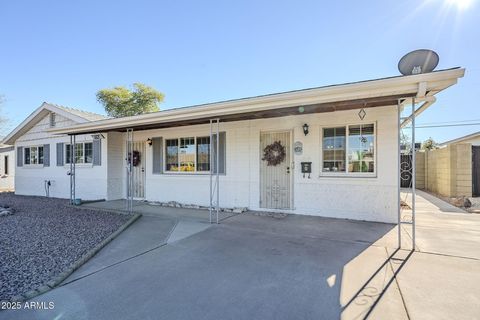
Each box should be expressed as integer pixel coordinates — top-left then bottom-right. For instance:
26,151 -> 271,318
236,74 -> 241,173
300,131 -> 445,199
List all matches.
2,102 -> 107,198
2,68 -> 465,223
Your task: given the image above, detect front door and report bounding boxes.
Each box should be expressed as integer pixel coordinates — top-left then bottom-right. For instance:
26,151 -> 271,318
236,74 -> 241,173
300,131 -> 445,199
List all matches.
132,141 -> 146,199
260,131 -> 292,209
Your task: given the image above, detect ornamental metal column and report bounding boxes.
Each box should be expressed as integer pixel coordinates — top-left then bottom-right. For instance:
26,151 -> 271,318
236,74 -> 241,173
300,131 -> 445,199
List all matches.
397,101 -> 401,248
69,134 -> 77,205
398,98 -> 416,251
209,119 -> 220,224
125,128 -> 134,213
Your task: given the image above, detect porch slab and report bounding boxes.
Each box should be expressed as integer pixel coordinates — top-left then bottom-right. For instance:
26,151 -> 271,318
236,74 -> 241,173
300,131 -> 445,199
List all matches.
81,200 -> 236,222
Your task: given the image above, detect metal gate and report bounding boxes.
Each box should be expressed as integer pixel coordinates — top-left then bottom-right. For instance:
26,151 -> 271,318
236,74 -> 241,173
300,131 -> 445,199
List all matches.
260,131 -> 292,209
473,146 -> 480,197
400,154 -> 412,188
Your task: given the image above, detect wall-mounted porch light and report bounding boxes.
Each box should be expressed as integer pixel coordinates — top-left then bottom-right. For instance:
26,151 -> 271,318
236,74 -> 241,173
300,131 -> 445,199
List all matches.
302,123 -> 309,136
147,138 -> 153,146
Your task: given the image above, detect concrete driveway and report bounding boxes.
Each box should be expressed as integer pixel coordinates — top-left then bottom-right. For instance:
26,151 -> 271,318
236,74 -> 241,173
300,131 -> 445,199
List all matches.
1,193 -> 479,320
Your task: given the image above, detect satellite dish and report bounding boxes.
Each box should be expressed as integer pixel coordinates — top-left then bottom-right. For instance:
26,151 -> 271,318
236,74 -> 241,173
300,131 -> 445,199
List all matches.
398,49 -> 439,75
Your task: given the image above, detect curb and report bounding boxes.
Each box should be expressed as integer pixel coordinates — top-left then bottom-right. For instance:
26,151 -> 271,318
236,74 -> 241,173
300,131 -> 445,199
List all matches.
10,213 -> 142,303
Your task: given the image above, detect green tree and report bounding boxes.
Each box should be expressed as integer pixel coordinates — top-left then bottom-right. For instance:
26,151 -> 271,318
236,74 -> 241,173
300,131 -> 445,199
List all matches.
96,83 -> 164,118
421,137 -> 438,150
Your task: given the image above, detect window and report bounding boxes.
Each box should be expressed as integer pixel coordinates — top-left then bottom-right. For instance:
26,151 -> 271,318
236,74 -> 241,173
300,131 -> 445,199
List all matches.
179,137 -> 195,172
165,139 -> 179,171
322,123 -> 375,175
24,146 -> 44,165
348,124 -> 375,173
4,156 -> 8,175
322,127 -> 346,172
165,136 -> 212,173
65,142 -> 93,164
196,136 -> 210,171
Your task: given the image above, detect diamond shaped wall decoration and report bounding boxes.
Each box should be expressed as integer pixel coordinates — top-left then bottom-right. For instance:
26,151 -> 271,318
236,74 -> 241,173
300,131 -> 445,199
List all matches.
358,108 -> 366,120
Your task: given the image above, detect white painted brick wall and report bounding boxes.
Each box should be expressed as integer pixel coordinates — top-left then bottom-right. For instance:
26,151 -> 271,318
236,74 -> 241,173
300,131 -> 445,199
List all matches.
14,113 -> 109,200
134,105 -> 398,223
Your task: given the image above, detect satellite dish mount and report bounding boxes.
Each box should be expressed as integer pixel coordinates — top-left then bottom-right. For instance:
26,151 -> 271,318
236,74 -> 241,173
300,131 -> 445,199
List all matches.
398,49 -> 439,76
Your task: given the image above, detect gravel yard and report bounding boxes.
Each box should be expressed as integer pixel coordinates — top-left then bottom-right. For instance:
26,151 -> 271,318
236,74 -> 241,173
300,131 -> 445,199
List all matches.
0,193 -> 131,301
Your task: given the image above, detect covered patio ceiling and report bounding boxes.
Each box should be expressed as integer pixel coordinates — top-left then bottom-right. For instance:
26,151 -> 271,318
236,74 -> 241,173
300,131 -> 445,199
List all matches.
47,67 -> 464,135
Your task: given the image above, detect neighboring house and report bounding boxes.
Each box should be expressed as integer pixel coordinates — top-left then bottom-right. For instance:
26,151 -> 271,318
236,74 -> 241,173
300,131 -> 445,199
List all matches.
0,144 -> 14,191
416,131 -> 480,198
439,131 -> 480,147
2,68 -> 464,223
2,102 -> 107,198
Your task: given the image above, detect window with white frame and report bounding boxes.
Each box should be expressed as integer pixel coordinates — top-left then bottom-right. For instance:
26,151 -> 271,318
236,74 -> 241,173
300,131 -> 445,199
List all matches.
165,136 -> 211,172
322,123 -> 375,174
65,142 -> 93,164
24,146 -> 44,165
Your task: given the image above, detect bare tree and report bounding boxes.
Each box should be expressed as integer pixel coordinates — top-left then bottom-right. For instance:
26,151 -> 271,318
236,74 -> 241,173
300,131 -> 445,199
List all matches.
0,95 -> 9,138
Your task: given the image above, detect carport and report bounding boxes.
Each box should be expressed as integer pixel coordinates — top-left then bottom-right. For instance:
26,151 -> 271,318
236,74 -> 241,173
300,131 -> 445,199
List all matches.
49,68 -> 465,251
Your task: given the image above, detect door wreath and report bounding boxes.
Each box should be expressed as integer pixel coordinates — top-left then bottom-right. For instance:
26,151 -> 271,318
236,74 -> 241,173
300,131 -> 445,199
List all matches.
262,141 -> 286,166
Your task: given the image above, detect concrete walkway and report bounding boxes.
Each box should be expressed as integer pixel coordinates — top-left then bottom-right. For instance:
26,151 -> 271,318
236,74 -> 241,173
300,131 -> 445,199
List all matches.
63,200 -> 225,284
401,188 -> 466,214
1,195 -> 479,320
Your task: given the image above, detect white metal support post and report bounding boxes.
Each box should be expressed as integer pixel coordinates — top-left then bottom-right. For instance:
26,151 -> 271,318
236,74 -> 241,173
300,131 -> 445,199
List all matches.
69,135 -> 73,204
126,128 -> 134,213
209,119 -> 220,224
73,135 -> 76,204
69,135 -> 77,205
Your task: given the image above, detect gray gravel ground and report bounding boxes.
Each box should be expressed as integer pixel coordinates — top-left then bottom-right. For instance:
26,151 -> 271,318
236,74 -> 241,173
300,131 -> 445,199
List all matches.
0,193 -> 131,301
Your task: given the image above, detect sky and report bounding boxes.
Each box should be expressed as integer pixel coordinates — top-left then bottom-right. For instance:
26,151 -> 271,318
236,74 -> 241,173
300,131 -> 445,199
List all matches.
1,0 -> 479,143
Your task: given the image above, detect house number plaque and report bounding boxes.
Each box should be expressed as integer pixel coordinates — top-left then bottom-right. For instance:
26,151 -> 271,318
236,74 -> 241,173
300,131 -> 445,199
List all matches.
294,141 -> 303,156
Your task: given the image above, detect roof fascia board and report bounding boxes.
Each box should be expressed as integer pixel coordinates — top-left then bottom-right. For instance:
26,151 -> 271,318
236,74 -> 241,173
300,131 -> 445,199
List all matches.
48,68 -> 465,135
2,104 -> 48,145
2,102 -> 89,145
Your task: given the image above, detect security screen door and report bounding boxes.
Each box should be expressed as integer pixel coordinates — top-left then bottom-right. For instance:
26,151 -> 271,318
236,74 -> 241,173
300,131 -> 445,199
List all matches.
132,141 -> 146,199
260,131 -> 292,209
